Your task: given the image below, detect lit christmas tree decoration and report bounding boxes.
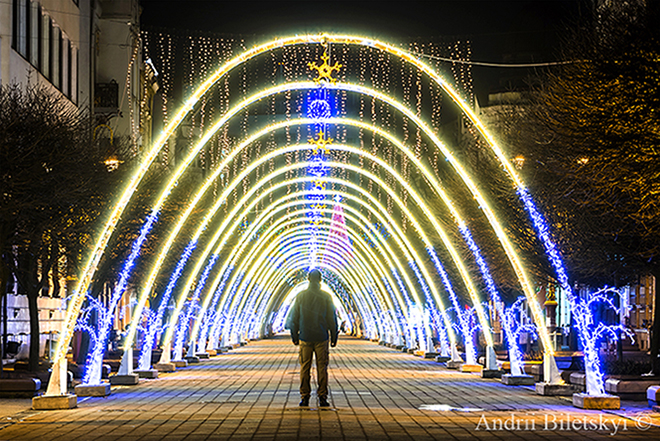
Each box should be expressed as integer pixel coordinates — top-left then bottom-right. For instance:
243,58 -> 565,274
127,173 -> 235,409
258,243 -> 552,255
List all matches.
322,199 -> 353,267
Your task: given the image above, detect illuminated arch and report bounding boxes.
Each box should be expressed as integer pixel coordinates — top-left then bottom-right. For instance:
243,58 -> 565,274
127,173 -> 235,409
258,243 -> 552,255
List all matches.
149,154 -> 489,365
157,175 -> 440,361
114,79 -> 545,360
47,34 -> 571,396
99,86 -> 514,372
234,229 -> 388,340
189,204 -> 408,352
190,212 -> 404,353
211,204 -> 429,346
189,196 -> 419,357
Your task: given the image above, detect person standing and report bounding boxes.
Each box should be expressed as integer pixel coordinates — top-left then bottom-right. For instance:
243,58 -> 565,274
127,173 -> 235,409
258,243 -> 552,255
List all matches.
288,269 -> 338,407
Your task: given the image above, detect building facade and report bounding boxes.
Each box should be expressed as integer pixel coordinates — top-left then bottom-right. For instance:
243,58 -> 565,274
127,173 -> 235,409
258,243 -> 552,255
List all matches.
0,0 -> 146,361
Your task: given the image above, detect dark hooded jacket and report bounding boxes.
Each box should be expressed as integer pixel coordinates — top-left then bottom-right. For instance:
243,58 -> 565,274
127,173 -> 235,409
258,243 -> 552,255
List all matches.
288,284 -> 338,344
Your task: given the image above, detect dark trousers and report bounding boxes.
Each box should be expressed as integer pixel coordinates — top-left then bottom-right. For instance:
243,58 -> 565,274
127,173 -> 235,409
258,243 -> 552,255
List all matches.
299,340 -> 329,399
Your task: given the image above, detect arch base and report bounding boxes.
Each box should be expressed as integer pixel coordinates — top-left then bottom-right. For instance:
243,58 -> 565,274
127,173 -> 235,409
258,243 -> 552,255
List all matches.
154,362 -> 176,372
32,394 -> 77,410
134,369 -> 159,379
110,374 -> 139,386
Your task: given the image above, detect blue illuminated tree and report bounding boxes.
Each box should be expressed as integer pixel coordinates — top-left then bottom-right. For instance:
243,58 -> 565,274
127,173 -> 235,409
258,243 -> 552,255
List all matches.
501,297 -> 538,376
571,287 -> 633,395
74,294 -> 110,373
172,253 -> 219,359
196,266 -> 233,352
0,84 -> 120,371
138,240 -> 198,370
445,304 -> 477,364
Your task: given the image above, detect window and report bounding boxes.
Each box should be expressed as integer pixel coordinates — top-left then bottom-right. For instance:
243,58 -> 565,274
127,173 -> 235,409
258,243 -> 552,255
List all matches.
13,0 -> 29,57
40,13 -> 50,78
51,25 -> 60,89
12,2 -> 79,103
62,35 -> 69,97
29,1 -> 39,67
71,46 -> 78,104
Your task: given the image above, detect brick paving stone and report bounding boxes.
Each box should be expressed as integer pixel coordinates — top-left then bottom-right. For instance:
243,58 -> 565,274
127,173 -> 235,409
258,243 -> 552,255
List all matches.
1,335 -> 660,440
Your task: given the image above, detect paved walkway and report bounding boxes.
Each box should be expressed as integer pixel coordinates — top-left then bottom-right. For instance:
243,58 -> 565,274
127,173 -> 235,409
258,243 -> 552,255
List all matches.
1,335 -> 659,440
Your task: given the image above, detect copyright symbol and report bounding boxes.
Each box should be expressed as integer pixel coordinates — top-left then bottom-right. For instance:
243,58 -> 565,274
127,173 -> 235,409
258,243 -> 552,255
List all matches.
633,412 -> 653,431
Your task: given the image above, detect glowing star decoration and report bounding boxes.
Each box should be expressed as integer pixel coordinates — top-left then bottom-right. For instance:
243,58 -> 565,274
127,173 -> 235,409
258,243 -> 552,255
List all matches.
310,130 -> 333,155
308,50 -> 343,84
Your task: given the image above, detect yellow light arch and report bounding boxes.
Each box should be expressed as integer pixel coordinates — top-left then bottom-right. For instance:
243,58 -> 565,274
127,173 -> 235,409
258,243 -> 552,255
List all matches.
48,34 -> 561,396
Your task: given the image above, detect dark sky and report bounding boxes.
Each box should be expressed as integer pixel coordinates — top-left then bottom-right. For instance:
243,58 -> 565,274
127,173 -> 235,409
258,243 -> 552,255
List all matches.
140,0 -> 591,98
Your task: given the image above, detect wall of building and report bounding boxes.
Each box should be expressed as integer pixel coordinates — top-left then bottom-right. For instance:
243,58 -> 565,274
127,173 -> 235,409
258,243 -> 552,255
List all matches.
0,0 -> 91,113
94,0 -> 142,154
1,0 -> 149,362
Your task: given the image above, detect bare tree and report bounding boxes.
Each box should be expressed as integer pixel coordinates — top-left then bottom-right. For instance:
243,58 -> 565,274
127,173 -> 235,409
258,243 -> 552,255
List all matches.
0,84 -> 115,371
511,2 -> 660,373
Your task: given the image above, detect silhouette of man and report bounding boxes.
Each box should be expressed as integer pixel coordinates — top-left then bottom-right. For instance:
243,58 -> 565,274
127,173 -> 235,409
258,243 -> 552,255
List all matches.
288,269 -> 338,407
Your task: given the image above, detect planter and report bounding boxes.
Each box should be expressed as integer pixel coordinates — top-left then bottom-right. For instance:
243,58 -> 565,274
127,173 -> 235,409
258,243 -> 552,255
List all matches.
154,362 -> 176,372
75,383 -> 110,397
134,369 -> 159,379
573,393 -> 620,410
460,364 -> 483,373
524,362 -> 544,382
110,373 -> 139,385
568,372 -> 659,400
569,372 -> 586,392
502,374 -> 535,386
605,377 -> 660,401
647,385 -> 660,406
0,378 -> 41,398
32,394 -> 77,410
482,369 -> 502,379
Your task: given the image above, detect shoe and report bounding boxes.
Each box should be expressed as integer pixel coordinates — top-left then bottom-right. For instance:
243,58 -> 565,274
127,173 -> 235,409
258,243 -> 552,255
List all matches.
299,397 -> 309,407
319,397 -> 330,407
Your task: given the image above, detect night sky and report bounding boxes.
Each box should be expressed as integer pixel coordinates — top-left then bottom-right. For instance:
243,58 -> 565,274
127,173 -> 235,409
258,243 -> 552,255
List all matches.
139,0 -> 591,99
